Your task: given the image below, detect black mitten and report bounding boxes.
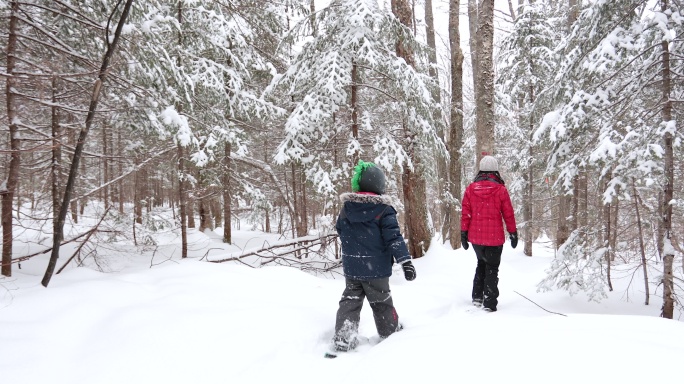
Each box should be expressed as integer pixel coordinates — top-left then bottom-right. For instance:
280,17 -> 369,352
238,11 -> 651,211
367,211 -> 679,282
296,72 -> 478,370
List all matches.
510,232 -> 518,249
402,261 -> 416,281
461,231 -> 469,250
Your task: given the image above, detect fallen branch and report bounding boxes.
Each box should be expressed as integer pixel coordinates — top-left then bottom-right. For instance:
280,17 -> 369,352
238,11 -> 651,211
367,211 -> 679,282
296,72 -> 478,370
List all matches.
514,290 -> 568,317
56,206 -> 111,274
3,229 -> 94,266
209,233 -> 338,263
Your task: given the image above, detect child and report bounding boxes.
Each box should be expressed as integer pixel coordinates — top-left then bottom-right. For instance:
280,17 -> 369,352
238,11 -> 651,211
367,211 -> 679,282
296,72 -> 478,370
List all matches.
331,160 -> 416,352
461,155 -> 517,312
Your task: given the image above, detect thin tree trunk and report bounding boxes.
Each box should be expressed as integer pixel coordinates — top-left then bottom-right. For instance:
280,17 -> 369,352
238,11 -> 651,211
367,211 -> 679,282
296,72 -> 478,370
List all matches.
51,76 -> 62,257
523,143 -> 533,256
392,0 -> 432,258
508,0 -> 516,21
351,62 -> 360,165
223,142 -> 232,243
557,193 -> 571,248
134,156 -> 142,225
1,0 -> 21,277
103,123 -> 109,210
632,180 -> 649,305
426,0 -> 447,237
610,192 -> 619,261
178,143 -> 188,258
600,172 -> 613,292
291,162 -> 302,237
660,0 -> 674,319
524,87 -> 534,256
468,0 -> 479,129
300,171 -> 308,234
309,0 -> 317,36
42,0 -> 135,287
117,129 -> 124,213
448,0 -> 464,250
475,0 -> 495,162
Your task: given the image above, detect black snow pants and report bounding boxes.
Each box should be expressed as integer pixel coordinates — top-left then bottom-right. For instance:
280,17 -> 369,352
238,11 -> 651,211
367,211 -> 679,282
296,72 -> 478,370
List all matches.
472,244 -> 503,310
333,278 -> 399,349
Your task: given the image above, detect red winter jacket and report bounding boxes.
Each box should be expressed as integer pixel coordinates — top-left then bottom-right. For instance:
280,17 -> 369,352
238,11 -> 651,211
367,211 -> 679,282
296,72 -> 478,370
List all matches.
461,174 -> 517,246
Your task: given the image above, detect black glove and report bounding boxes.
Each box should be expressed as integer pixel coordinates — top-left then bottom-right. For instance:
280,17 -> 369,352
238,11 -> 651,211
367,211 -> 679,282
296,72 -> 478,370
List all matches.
510,232 -> 518,249
461,231 -> 469,250
402,261 -> 416,281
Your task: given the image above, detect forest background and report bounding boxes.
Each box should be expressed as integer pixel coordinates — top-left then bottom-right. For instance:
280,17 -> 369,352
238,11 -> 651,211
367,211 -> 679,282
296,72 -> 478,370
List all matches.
0,0 -> 682,319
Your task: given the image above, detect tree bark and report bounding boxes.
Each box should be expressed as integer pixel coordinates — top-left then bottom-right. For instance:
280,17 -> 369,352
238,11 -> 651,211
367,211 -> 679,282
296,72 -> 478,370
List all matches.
448,0 -> 464,250
426,0 -> 449,238
178,143 -> 188,258
475,0 -> 495,163
632,180 -> 649,305
1,0 -> 20,277
556,193 -> 571,249
600,172 -> 613,292
223,142 -> 232,243
103,123 -> 110,210
51,76 -> 62,255
523,139 -> 533,257
134,156 -> 143,225
42,0 -> 135,287
660,0 -> 674,319
392,0 -> 432,258
351,62 -> 360,165
468,0 -> 479,131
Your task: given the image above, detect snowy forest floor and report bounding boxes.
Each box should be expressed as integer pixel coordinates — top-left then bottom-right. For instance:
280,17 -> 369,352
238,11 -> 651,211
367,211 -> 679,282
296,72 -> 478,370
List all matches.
2,220 -> 684,384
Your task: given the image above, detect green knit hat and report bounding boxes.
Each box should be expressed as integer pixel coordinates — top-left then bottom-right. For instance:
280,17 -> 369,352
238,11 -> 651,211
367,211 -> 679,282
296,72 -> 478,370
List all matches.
351,160 -> 386,194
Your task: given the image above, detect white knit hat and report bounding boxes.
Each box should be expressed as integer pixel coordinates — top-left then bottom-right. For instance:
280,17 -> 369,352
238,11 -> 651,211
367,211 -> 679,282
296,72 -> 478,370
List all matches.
479,155 -> 498,172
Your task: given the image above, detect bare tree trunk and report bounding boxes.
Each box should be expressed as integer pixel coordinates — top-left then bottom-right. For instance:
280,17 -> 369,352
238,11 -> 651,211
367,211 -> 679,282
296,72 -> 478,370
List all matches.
1,0 -> 21,277
568,0 -> 579,26
300,171 -> 308,233
507,0 -> 516,21
660,0 -> 674,319
103,123 -> 109,210
448,0 -> 464,250
309,0 -> 317,36
600,172 -> 613,292
351,62 -> 360,165
475,0 -> 495,162
134,156 -> 143,225
187,186 -> 195,229
523,87 -> 535,256
51,76 -> 62,244
198,169 -> 212,232
291,162 -> 303,237
178,143 -> 188,258
223,142 -> 232,243
41,0 -> 135,287
211,199 -> 221,230
556,193 -> 571,248
468,0 -> 479,130
425,0 -> 447,237
610,192 -> 619,261
632,180 -> 649,305
117,129 -> 124,213
523,145 -> 533,256
392,0 -> 432,258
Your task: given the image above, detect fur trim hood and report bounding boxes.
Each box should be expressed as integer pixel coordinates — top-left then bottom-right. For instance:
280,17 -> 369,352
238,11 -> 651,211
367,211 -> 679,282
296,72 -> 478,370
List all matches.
340,192 -> 393,206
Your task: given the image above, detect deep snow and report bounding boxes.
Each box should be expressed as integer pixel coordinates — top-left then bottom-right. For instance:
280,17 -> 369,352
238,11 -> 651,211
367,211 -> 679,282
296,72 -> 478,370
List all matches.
1,228 -> 683,384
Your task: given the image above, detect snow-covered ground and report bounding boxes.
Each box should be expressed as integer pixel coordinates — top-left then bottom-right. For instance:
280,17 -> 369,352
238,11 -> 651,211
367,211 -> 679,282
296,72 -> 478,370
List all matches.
2,226 -> 683,384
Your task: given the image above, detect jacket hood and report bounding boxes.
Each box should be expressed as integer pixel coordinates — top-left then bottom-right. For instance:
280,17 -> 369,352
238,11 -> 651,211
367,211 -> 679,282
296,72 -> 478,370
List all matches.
340,193 -> 392,223
471,180 -> 504,199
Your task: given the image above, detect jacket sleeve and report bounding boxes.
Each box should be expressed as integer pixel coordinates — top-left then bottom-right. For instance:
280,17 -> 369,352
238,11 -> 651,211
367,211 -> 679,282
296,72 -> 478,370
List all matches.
500,187 -> 517,233
461,185 -> 472,231
380,206 -> 411,264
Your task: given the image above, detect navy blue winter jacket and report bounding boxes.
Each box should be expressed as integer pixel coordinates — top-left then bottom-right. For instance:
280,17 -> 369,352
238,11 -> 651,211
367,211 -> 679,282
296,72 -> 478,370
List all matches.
336,193 -> 412,280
